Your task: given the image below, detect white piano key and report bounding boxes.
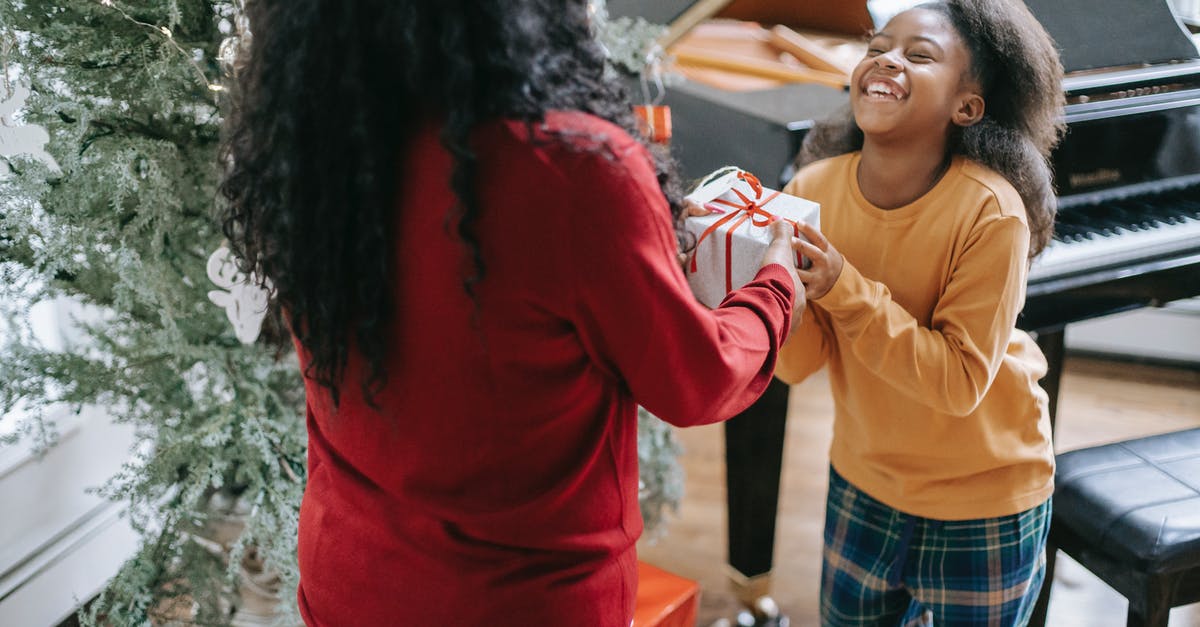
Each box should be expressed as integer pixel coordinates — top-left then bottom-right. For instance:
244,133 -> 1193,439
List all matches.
1029,215 -> 1200,282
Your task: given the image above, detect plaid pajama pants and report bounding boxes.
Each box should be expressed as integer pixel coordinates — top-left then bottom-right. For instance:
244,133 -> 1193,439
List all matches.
820,467 -> 1051,627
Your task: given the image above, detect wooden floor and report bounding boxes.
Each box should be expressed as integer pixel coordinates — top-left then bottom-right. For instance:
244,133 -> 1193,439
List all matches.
637,356 -> 1200,626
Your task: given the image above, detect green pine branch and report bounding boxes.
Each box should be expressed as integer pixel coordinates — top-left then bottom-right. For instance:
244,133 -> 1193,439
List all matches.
1,2 -> 682,624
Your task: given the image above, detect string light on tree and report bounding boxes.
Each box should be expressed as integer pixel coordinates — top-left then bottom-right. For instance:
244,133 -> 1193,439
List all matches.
91,0 -> 225,99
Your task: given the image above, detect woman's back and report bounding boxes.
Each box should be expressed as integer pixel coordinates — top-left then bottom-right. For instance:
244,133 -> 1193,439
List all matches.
297,111 -> 796,625
298,112 -> 645,625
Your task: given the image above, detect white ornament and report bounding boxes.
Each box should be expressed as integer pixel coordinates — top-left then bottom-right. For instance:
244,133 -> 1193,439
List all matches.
0,82 -> 60,173
206,245 -> 272,345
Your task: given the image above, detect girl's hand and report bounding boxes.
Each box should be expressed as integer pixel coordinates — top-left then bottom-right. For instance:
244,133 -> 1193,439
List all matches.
760,220 -> 808,324
794,221 -> 843,300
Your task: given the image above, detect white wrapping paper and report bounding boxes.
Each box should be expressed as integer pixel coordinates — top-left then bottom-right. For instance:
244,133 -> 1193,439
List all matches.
684,168 -> 820,308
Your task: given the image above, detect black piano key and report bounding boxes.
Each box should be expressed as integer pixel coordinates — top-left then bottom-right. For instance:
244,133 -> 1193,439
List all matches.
1152,199 -> 1190,221
1050,183 -> 1200,245
1083,210 -> 1124,235
1101,206 -> 1142,230
1115,200 -> 1170,226
1055,222 -> 1094,240
1176,198 -> 1200,219
1107,206 -> 1153,231
1055,223 -> 1091,242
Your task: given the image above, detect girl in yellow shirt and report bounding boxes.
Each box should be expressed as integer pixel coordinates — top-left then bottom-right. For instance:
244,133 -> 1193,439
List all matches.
776,1 -> 1064,624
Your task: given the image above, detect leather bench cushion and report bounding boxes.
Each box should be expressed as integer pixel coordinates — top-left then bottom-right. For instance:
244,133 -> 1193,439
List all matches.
1054,428 -> 1200,574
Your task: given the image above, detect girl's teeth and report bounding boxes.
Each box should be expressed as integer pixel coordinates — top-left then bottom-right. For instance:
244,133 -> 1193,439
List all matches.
866,83 -> 899,98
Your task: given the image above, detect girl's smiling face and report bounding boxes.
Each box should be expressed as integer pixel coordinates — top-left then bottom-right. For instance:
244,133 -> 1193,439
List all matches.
850,8 -> 983,143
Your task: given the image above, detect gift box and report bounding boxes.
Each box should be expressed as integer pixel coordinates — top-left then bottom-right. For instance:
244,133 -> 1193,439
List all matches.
632,561 -> 700,627
634,104 -> 673,143
684,167 -> 820,308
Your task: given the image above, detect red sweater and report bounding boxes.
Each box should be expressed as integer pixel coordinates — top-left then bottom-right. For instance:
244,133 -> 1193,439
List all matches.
296,111 -> 795,626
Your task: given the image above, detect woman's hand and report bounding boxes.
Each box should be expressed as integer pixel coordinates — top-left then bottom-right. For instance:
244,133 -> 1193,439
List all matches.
760,220 -> 808,323
793,221 -> 843,300
677,199 -> 713,267
683,198 -> 712,218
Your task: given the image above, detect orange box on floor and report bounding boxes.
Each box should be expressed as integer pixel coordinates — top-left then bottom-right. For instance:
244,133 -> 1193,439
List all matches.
633,561 -> 700,627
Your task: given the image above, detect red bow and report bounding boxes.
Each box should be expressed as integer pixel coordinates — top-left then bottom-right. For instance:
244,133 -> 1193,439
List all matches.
689,171 -> 800,293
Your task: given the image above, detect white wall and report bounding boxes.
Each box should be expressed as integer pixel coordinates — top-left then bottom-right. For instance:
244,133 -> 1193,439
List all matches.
0,407 -> 139,626
1066,297 -> 1200,365
0,297 -> 139,625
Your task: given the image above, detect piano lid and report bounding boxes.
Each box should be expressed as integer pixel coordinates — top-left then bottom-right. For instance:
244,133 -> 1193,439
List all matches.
603,0 -> 709,34
603,0 -> 861,182
609,0 -> 1200,74
605,0 -> 872,47
1023,0 -> 1198,73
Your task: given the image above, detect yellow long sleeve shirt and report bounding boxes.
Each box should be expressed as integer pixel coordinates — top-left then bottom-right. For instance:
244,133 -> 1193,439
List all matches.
778,152 -> 1054,520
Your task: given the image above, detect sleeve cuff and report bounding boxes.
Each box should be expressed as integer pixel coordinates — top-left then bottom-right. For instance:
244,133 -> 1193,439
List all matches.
754,263 -> 796,296
815,259 -> 868,319
740,262 -> 796,343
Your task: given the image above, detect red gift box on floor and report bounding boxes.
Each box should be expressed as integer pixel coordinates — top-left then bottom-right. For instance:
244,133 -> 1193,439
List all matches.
633,561 -> 700,627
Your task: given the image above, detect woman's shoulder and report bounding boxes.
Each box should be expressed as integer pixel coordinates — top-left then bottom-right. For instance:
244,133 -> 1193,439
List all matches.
482,111 -> 665,211
471,111 -> 657,199
954,157 -> 1026,222
497,110 -> 644,163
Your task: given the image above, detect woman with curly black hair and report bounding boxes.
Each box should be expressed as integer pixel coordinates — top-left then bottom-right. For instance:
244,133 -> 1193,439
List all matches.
773,0 -> 1064,624
218,1 -> 805,624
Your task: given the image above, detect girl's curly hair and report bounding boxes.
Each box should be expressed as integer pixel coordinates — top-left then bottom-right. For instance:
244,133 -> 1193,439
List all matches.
798,0 -> 1065,257
218,0 -> 683,403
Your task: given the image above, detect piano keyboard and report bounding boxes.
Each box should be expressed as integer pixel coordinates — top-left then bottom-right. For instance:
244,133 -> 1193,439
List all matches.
1029,179 -> 1200,282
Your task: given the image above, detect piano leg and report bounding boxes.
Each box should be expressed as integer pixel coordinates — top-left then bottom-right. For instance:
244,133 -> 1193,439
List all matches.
1029,327 -> 1065,627
725,377 -> 791,624
1035,328 -> 1066,433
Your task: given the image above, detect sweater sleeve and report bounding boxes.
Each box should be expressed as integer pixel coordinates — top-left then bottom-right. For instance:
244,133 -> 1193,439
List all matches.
566,145 -> 796,427
774,305 -> 831,385
816,211 -> 1030,416
774,173 -> 831,385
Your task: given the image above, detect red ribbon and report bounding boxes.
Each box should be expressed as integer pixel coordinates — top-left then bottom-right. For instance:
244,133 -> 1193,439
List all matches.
689,171 -> 801,292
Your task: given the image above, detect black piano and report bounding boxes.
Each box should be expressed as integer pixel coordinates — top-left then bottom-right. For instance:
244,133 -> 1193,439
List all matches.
1018,0 -> 1200,423
612,0 -> 1200,622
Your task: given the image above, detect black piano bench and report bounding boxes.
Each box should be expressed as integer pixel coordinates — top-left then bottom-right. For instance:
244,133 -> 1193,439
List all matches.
1031,428 -> 1200,627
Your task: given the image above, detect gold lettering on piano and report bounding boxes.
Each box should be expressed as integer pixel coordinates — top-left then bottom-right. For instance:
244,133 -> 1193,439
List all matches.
1069,168 -> 1122,189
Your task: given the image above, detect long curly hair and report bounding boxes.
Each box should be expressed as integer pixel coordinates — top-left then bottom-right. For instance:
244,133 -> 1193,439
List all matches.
218,1 -> 684,403
797,0 -> 1065,257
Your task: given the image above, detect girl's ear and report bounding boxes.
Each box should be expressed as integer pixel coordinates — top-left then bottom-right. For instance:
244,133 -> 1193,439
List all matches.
953,93 -> 985,127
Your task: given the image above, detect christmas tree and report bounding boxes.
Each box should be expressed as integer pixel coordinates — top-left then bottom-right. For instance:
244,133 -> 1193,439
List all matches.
1,1 -> 306,623
0,1 -> 680,624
